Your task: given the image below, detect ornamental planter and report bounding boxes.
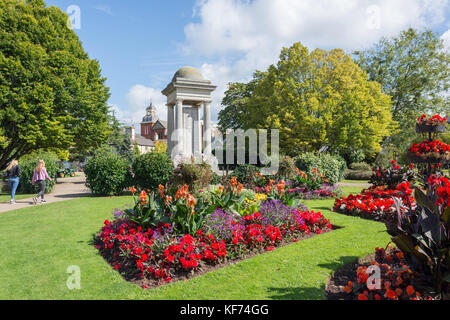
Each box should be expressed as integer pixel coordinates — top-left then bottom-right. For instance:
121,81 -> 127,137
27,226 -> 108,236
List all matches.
406,151 -> 450,164
416,123 -> 447,133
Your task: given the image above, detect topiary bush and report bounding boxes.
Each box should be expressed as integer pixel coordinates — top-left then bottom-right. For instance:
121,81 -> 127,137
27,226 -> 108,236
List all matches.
349,162 -> 372,171
132,151 -> 173,191
18,151 -> 59,193
295,152 -> 346,185
84,148 -> 130,196
345,169 -> 373,180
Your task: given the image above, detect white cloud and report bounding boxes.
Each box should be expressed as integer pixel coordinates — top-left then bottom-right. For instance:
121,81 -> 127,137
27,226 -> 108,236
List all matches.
182,0 -> 449,120
112,85 -> 167,133
94,5 -> 114,16
442,29 -> 450,51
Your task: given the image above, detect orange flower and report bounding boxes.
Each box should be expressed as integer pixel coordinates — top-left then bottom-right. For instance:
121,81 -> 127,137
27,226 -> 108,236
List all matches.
158,184 -> 165,198
344,285 -> 353,294
139,190 -> 147,202
230,176 -> 238,187
395,288 -> 403,297
237,183 -> 243,195
218,186 -> 224,193
276,181 -> 285,194
130,187 -> 137,194
176,184 -> 189,200
186,194 -> 197,209
384,281 -> 391,290
396,252 -> 404,260
406,285 -> 415,296
165,195 -> 173,206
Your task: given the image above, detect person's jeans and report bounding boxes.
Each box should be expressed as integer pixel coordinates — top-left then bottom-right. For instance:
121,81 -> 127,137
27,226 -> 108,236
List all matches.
9,177 -> 19,201
36,180 -> 46,200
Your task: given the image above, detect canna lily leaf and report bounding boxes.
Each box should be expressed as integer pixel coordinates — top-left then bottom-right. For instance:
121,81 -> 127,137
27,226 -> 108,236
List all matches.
392,234 -> 429,262
442,207 -> 450,224
414,187 -> 438,215
417,207 -> 441,246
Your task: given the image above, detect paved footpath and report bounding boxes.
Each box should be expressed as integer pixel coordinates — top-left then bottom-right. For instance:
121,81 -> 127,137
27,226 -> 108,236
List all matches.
336,182 -> 371,188
0,172 -> 91,213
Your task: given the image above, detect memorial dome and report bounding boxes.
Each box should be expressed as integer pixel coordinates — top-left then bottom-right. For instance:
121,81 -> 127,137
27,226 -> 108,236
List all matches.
172,67 -> 204,82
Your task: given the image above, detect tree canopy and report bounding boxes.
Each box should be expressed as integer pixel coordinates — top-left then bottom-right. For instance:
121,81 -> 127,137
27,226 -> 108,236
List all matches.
354,28 -> 450,151
0,0 -> 110,169
219,42 -> 396,162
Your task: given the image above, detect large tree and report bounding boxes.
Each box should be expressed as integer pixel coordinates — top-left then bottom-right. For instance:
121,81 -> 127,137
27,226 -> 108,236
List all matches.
0,0 -> 110,169
219,42 -> 395,161
354,28 -> 450,151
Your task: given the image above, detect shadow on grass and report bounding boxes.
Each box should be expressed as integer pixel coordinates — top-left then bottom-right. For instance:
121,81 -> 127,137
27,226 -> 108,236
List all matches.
268,285 -> 326,300
317,256 -> 359,272
313,206 -> 334,212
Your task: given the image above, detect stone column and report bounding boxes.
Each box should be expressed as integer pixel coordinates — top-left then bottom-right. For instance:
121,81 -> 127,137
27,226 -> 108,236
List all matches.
193,104 -> 202,156
167,104 -> 174,155
176,99 -> 184,156
204,101 -> 212,155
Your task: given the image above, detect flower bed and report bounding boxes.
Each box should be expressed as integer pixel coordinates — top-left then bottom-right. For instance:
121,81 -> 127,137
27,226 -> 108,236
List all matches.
326,246 -> 436,300
286,185 -> 342,200
408,140 -> 450,162
333,184 -> 415,223
252,168 -> 342,200
94,184 -> 332,288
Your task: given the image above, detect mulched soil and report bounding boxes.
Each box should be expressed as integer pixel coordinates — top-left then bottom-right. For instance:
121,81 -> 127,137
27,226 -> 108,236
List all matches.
325,253 -> 375,300
96,226 -> 340,290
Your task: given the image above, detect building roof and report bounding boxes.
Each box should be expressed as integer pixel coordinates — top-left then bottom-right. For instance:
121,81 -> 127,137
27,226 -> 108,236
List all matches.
134,134 -> 154,147
172,66 -> 204,82
153,120 -> 167,130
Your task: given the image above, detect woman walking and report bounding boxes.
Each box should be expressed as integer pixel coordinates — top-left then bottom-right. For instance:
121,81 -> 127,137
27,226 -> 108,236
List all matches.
4,160 -> 20,204
32,160 -> 52,205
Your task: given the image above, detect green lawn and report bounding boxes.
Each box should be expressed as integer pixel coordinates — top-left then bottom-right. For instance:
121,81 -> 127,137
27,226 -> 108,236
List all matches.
0,186 -> 391,300
341,179 -> 370,184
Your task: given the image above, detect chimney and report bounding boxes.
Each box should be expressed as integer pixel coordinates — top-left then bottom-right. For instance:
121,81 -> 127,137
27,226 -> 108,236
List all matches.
125,125 -> 136,141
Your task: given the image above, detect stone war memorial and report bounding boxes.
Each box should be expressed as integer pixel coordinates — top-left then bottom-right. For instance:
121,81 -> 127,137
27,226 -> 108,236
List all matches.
162,67 -> 217,164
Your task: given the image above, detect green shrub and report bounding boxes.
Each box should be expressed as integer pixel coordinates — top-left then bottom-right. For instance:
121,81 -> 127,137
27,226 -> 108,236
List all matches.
232,164 -> 260,184
211,172 -> 223,185
345,169 -> 373,180
18,151 -> 59,193
170,162 -> 213,194
295,152 -> 346,185
84,149 -> 130,196
132,151 -> 173,191
349,162 -> 372,171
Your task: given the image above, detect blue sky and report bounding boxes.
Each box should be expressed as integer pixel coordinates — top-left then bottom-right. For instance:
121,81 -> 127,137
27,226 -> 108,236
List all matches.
44,0 -> 450,131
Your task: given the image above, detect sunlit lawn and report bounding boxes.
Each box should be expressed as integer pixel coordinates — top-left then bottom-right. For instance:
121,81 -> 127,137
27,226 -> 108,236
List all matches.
0,185 -> 390,300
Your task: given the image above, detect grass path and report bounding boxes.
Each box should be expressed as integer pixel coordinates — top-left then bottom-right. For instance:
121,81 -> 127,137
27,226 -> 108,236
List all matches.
0,185 -> 390,300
